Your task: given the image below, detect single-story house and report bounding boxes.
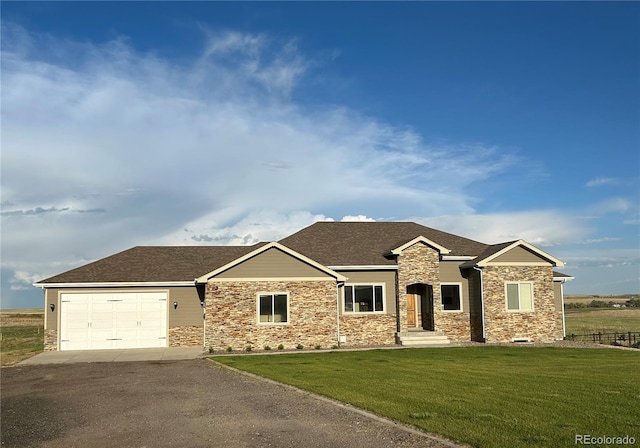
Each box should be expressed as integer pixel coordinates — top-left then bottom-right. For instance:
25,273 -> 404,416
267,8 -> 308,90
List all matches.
34,222 -> 574,351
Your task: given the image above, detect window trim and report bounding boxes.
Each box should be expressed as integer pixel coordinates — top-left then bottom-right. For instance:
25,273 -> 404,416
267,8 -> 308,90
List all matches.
504,282 -> 535,312
342,283 -> 386,314
440,282 -> 463,312
256,292 -> 290,325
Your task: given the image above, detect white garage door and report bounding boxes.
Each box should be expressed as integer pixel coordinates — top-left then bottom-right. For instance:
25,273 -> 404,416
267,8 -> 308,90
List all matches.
60,292 -> 168,351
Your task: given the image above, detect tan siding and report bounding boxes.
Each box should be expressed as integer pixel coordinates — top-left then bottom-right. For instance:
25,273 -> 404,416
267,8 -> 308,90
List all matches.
45,288 -> 61,331
335,270 -> 397,314
439,261 -> 469,312
492,246 -> 552,264
215,248 -> 332,279
553,281 -> 563,310
167,287 -> 203,327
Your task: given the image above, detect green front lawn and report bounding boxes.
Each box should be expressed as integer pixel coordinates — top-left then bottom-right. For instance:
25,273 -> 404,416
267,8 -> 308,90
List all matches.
214,347 -> 639,448
0,326 -> 44,367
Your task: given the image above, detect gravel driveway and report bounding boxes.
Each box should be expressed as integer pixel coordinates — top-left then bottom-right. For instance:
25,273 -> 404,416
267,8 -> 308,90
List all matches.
1,359 -> 459,448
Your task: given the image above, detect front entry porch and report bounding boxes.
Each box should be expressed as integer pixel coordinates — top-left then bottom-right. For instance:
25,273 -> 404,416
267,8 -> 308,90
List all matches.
397,329 -> 451,346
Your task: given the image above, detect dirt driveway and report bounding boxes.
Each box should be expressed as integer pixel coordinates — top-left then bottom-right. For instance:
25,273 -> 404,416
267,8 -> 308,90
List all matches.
1,359 -> 457,448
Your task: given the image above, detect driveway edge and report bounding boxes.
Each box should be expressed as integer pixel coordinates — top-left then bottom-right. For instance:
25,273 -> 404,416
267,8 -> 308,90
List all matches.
208,358 -> 470,448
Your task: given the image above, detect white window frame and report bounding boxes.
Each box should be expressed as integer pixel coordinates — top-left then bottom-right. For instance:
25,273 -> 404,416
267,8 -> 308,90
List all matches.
256,292 -> 290,325
342,283 -> 386,314
440,283 -> 463,312
505,282 -> 534,312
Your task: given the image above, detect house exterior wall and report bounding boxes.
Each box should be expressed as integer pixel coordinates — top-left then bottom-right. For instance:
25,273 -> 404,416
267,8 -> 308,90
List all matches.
215,248 -> 330,278
438,261 -> 472,341
205,280 -> 339,350
339,314 -> 396,346
482,266 -> 562,342
334,270 -> 397,313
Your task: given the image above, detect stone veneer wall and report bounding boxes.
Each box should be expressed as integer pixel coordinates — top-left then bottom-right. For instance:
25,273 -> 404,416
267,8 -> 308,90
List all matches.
44,330 -> 57,351
206,280 -> 338,350
397,243 -> 471,340
437,312 -> 471,342
339,314 -> 396,346
482,266 -> 562,342
169,326 -> 204,347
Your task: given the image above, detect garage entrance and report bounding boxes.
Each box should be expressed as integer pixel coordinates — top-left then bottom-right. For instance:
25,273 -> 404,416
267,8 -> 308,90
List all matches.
59,292 -> 168,351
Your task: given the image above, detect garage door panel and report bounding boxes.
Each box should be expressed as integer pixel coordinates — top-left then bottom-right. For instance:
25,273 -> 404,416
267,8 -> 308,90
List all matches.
60,292 -> 168,351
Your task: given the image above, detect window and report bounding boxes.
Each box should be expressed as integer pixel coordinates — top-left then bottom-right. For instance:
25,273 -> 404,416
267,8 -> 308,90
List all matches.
506,283 -> 533,311
258,293 -> 288,323
441,284 -> 462,311
344,285 -> 384,313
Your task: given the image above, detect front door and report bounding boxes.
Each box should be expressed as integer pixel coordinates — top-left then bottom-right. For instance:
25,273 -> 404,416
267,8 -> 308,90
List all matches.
407,294 -> 418,327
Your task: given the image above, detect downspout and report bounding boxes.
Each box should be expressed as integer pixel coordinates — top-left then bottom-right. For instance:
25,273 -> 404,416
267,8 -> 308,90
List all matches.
472,266 -> 486,342
196,280 -> 206,351
336,281 -> 344,347
560,280 -> 566,338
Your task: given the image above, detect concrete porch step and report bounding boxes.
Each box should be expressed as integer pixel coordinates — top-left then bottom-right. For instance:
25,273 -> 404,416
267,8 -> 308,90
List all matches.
398,330 -> 451,346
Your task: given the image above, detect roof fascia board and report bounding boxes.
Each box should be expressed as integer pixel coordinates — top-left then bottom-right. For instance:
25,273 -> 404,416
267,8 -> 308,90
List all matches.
390,236 -> 451,255
441,256 -> 476,261
196,242 -> 347,282
553,276 -> 575,282
209,277 -> 341,283
33,281 -> 195,288
328,265 -> 398,271
476,240 -> 565,267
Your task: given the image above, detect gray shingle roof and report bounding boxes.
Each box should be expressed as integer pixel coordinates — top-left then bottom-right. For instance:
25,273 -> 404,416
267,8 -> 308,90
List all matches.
279,222 -> 489,266
37,222 -> 492,284
38,244 -> 268,284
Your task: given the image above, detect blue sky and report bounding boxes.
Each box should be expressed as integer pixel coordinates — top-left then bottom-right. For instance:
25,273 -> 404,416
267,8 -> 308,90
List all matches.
2,2 -> 638,309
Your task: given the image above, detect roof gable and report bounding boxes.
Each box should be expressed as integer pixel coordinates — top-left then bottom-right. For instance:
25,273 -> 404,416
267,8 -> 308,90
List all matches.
389,236 -> 451,255
196,242 -> 347,282
475,240 -> 564,267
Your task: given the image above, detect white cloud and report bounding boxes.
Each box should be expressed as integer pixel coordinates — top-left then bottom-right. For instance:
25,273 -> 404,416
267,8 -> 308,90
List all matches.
156,210 -> 334,246
585,177 -> 619,187
586,198 -> 633,214
412,211 -> 589,246
341,215 -> 375,222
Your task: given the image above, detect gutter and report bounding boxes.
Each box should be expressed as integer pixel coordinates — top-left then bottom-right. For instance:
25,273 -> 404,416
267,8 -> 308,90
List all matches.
473,266 -> 486,342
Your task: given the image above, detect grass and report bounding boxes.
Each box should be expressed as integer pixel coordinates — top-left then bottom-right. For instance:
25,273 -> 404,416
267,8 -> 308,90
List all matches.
214,347 -> 640,448
0,312 -> 44,366
565,308 -> 640,334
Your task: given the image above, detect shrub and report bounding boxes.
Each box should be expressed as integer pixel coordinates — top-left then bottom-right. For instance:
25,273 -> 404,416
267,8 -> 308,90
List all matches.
245,345 -> 253,352
331,344 -> 339,349
225,346 -> 233,352
277,344 -> 284,350
264,345 -> 271,351
315,345 -> 321,350
296,344 -> 303,350
208,346 -> 214,354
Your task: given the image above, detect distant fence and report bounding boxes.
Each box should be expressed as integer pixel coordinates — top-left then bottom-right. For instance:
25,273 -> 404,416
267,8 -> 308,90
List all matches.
565,332 -> 640,348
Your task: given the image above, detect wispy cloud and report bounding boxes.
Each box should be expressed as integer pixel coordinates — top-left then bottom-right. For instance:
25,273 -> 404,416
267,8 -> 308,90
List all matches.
585,177 -> 619,187
412,211 -> 590,246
